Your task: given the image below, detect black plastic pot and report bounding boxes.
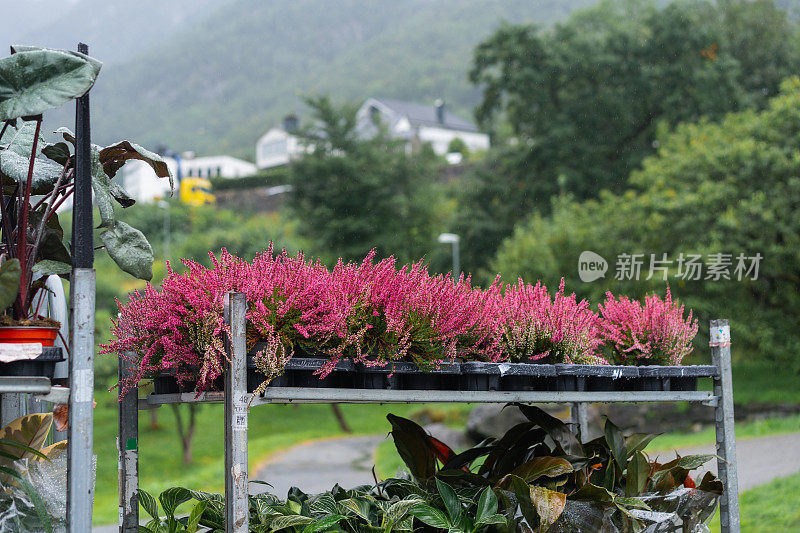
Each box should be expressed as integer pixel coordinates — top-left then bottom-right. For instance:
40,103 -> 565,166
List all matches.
150,354 -> 718,395
0,347 -> 63,379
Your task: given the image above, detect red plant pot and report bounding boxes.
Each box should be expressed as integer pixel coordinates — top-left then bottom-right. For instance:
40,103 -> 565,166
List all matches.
0,326 -> 59,346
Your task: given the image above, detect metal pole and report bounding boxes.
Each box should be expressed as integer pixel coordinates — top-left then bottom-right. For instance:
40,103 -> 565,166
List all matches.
710,319 -> 740,533
119,357 -> 139,533
452,239 -> 460,280
570,403 -> 589,441
71,42 -> 94,269
67,268 -> 95,531
224,293 -> 249,533
68,41 -> 96,532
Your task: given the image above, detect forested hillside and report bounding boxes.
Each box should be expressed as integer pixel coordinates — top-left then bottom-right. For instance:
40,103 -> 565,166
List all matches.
12,0 -> 598,158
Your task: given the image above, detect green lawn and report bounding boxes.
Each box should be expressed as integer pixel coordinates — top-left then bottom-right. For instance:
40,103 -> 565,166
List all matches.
92,392 -> 471,525
703,471 -> 800,532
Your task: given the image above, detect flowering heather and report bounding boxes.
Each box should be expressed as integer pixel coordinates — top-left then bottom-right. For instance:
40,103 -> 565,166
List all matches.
598,287 -> 699,365
103,245 -> 702,396
500,278 -> 606,364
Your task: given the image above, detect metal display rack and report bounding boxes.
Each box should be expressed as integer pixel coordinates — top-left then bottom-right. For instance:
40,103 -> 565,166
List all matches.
0,43 -> 96,531
119,293 -> 741,533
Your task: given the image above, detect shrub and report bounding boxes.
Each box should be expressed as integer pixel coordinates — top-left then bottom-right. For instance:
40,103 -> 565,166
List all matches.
598,287 -> 699,365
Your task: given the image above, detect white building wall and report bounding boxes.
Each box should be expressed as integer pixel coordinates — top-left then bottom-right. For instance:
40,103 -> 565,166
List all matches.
121,159 -> 177,204
181,156 -> 256,179
256,128 -> 305,169
417,126 -> 490,155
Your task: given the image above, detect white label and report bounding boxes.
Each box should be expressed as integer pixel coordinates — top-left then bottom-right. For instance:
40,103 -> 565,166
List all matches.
498,363 -> 511,376
0,343 -> 42,362
711,325 -> 731,344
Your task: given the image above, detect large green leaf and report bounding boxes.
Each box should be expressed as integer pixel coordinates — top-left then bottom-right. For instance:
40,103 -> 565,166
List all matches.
99,221 -> 154,280
387,414 -> 437,482
434,478 -> 462,526
269,514 -> 315,530
604,417 -> 628,472
99,140 -> 174,192
409,505 -> 450,529
0,149 -> 64,194
625,451 -> 650,497
32,260 -> 71,277
508,456 -> 574,484
0,49 -> 101,120
29,208 -> 71,264
513,403 -> 584,456
384,499 -> 424,526
0,413 -> 52,467
625,433 -> 658,458
158,486 -> 192,518
137,489 -> 160,521
0,258 -> 21,310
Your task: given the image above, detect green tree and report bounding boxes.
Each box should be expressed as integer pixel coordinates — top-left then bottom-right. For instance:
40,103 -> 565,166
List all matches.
492,78 -> 800,371
457,0 -> 799,274
288,95 -> 442,263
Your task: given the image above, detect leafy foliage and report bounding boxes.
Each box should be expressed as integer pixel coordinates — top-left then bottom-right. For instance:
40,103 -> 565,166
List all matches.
136,405 -> 720,531
458,0 -> 800,274
492,77 -> 800,370
0,46 -> 173,322
288,95 -> 443,265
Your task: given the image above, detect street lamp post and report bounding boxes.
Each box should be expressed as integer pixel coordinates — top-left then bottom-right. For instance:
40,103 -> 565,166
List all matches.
158,200 -> 170,263
437,233 -> 460,280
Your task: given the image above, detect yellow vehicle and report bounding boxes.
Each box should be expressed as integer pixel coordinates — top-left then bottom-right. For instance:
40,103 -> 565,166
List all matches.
179,177 -> 215,206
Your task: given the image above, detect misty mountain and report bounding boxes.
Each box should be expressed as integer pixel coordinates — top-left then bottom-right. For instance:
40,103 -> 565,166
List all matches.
9,0 -> 598,159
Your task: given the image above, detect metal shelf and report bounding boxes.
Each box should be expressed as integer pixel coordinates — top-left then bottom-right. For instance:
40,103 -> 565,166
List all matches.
118,295 -> 741,533
0,376 -> 52,394
142,388 -> 716,407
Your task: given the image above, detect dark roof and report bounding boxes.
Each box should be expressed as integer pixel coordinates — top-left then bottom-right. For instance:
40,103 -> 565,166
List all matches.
372,98 -> 479,133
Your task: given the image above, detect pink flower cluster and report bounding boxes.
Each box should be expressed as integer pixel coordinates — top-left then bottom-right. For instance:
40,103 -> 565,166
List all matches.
500,279 -> 607,365
102,247 -> 700,394
598,287 -> 699,365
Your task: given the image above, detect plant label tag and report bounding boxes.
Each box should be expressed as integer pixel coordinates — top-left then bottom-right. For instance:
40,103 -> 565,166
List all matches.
0,342 -> 42,362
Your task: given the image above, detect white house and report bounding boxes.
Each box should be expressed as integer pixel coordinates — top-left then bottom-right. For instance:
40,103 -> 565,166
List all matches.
255,115 -> 307,170
356,97 -> 490,156
120,158 -> 178,204
119,153 -> 256,204
180,155 -> 257,179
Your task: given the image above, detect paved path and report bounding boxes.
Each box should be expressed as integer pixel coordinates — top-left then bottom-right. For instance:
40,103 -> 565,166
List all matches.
658,431 -> 800,492
93,431 -> 800,531
251,434 -> 386,497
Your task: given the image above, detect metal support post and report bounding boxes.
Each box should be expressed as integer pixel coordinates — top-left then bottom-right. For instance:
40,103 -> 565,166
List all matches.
119,357 -> 139,532
710,319 -> 740,533
224,293 -> 249,533
67,268 -> 95,531
570,403 -> 590,441
68,41 -> 96,532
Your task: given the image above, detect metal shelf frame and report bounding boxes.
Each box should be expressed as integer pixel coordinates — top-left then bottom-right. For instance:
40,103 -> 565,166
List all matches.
118,293 -> 741,533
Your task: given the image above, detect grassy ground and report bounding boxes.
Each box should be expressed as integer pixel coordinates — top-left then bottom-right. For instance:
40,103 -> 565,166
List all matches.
92,393 -> 471,525
703,471 -> 800,532
93,358 -> 799,525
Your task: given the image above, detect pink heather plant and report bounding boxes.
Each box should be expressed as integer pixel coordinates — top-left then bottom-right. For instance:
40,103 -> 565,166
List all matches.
103,244 -> 702,396
500,278 -> 607,364
598,287 -> 699,365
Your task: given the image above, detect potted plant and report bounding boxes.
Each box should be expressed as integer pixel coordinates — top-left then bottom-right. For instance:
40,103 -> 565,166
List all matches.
0,45 -> 172,376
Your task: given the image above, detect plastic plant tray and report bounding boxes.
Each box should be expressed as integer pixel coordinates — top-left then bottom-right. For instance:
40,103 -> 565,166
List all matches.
151,356 -> 718,395
0,347 -> 63,379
